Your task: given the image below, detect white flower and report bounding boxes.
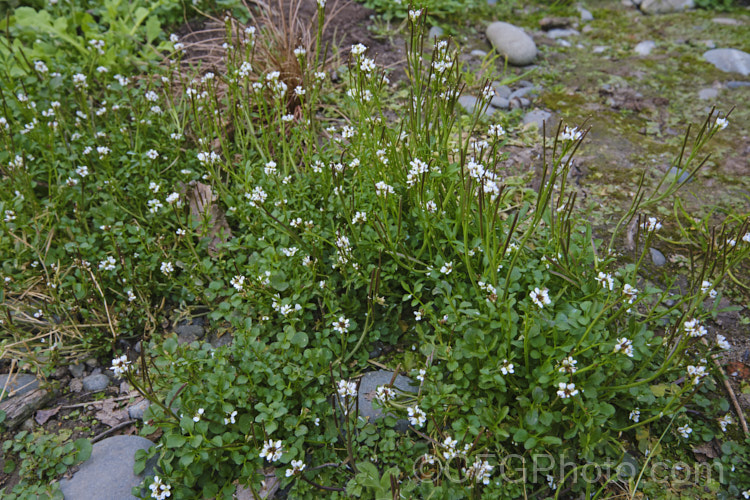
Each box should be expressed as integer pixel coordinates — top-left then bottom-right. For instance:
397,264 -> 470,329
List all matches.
293,46 -> 306,57
224,410 -> 237,425
165,192 -> 180,205
176,228 -> 186,236
596,272 -> 614,291
557,382 -> 579,398
743,233 -> 750,244
285,459 -> 306,477
560,126 -> 582,142
352,211 -> 367,224
337,379 -> 357,399
126,289 -> 137,302
76,165 -> 89,177
416,369 -> 426,382
193,408 -> 204,422
281,247 -> 298,257
145,90 -> 159,102
464,459 -> 493,485
442,437 -> 458,460
375,386 -> 396,404
408,8 -> 422,21
613,337 -> 634,357
425,200 -> 437,213
701,280 -> 717,299
351,43 -> 367,56
500,359 -> 514,375
160,261 -> 174,275
558,356 -> 577,374
440,261 -> 453,275
72,73 -> 88,89
718,414 -> 733,432
145,149 -> 159,160
110,355 -> 131,376
231,275 -> 245,292
629,409 -> 640,423
715,117 -> 728,130
407,406 -> 426,427
333,316 -> 350,334
4,210 -> 16,222
99,256 -> 117,271
716,334 -> 730,350
147,199 -> 163,213
683,318 -> 707,338
375,181 -> 394,196
148,475 -> 171,500
687,365 -> 707,385
488,124 -> 505,138
530,287 -> 552,308
622,284 -> 638,304
640,217 -> 662,232
677,424 -> 692,439
316,0 -> 326,7
260,439 -> 284,462
34,60 -> 49,74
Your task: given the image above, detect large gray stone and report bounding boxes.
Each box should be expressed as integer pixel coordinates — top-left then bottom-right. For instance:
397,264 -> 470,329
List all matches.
59,435 -> 157,500
127,399 -> 150,420
704,49 -> 750,76
458,95 -> 494,117
69,364 -> 86,378
175,320 -> 205,344
486,22 -> 537,66
639,0 -> 693,14
358,370 -> 418,432
82,373 -> 110,393
650,248 -> 666,267
0,373 -> 39,402
522,109 -> 552,130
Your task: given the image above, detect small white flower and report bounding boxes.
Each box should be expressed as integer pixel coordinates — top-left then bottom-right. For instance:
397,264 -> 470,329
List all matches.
500,359 -> 514,375
193,408 -> 204,422
408,8 -> 422,21
530,287 -> 552,308
98,256 -> 117,271
560,126 -> 582,142
126,289 -> 137,302
716,334 -> 730,350
440,261 -> 453,275
718,414 -> 733,432
147,199 -> 163,213
557,382 -> 579,398
613,337 -> 634,357
337,379 -> 357,399
687,365 -> 708,385
293,46 -> 306,57
677,424 -> 692,439
715,117 -> 728,130
145,149 -> 159,160
559,356 -> 577,374
76,165 -> 89,177
351,43 -> 367,56
640,217 -> 662,232
231,275 -> 245,292
596,272 -> 614,291
260,439 -> 283,462
352,211 -> 367,224
165,192 -> 180,205
622,284 -> 638,304
375,386 -> 396,404
425,200 -> 437,213
110,355 -> 131,375
224,410 -> 238,425
285,459 -> 306,477
160,261 -> 174,275
281,247 -> 298,257
683,318 -> 707,338
407,406 -> 426,427
176,228 -> 186,236
629,409 -> 640,423
148,475 -> 171,500
416,369 -> 426,382
72,73 -> 88,89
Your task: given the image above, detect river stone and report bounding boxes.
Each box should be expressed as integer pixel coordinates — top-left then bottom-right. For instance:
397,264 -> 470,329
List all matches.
486,22 -> 537,66
577,6 -> 593,21
711,17 -> 740,25
698,88 -> 718,100
650,248 -> 666,267
634,41 -> 656,56
667,166 -> 692,184
490,96 -> 510,109
82,373 -> 110,393
510,86 -> 537,99
0,374 -> 39,402
127,399 -> 150,420
522,109 -> 552,130
546,28 -> 579,39
358,370 -> 418,432
470,49 -> 488,57
458,95 -> 494,116
175,320 -> 205,344
491,82 -> 512,98
69,363 -> 86,378
704,49 -> 750,76
639,0 -> 694,14
726,81 -> 750,89
59,435 -> 157,500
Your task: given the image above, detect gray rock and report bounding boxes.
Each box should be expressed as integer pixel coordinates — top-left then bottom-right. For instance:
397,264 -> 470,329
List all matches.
69,364 -> 86,378
487,0 -> 496,4
577,6 -> 593,21
522,109 -> 552,130
510,86 -> 537,99
698,88 -> 718,100
59,435 -> 157,500
491,82 -> 512,98
208,331 -> 234,348
650,248 -> 666,267
134,341 -> 141,354
667,166 -> 692,183
357,370 -> 418,432
704,48 -> 750,76
127,399 -> 150,420
634,41 -> 656,56
90,367 -> 103,376
0,374 -> 39,402
490,96 -> 510,109
470,49 -> 488,57
726,81 -> 750,89
712,17 -> 740,26
702,40 -> 716,49
82,373 -> 110,393
557,39 -> 572,48
428,26 -> 444,42
458,95 -> 494,116
546,28 -> 580,39
486,21 -> 537,66
84,358 -> 99,368
175,320 -> 205,344
593,46 -> 608,54
640,0 -> 694,14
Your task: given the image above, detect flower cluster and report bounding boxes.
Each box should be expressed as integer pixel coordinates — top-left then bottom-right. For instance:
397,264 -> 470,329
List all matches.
110,355 -> 131,376
683,318 -> 707,338
260,439 -> 284,462
285,459 -> 306,477
407,406 -> 426,427
640,217 -> 662,232
595,271 -> 614,291
149,476 -> 171,500
464,460 -> 493,485
530,287 -> 552,308
613,337 -> 634,357
556,382 -> 579,398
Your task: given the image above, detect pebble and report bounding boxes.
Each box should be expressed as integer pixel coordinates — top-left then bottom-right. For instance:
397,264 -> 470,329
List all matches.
593,46 -> 608,54
639,0 -> 694,14
577,6 -> 593,21
58,435 -> 158,500
650,248 -> 666,267
486,21 -> 537,66
69,363 -> 86,378
127,399 -> 150,420
510,86 -> 537,99
634,41 -> 656,56
458,95 -> 494,116
704,48 -> 750,76
726,81 -> 750,89
667,166 -> 692,183
698,88 -> 718,100
0,373 -> 39,402
175,320 -> 205,344
470,49 -> 488,57
491,96 -> 510,109
82,373 -> 110,393
491,82 -> 512,98
85,358 -> 99,368
357,370 -> 418,432
546,28 -> 580,39
557,39 -> 572,48
522,109 -> 553,130
711,17 -> 740,26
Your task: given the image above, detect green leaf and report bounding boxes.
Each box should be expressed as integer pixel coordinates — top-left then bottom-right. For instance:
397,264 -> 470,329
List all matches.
3,459 -> 15,473
74,438 -> 92,463
166,434 -> 187,448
